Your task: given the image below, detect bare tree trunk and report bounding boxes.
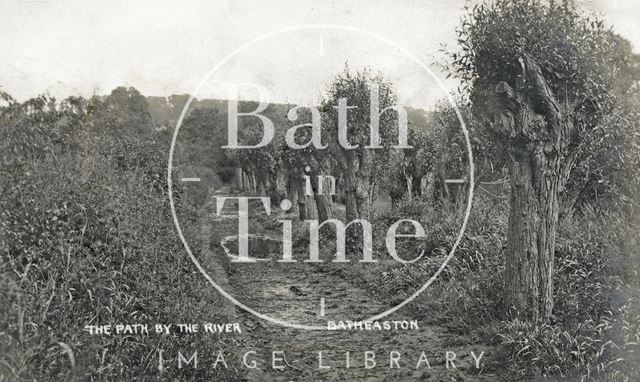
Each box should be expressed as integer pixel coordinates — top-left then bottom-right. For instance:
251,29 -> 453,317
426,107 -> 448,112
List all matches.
332,147 -> 372,221
274,170 -> 287,204
287,175 -> 300,217
355,150 -> 371,219
489,54 -> 575,322
309,174 -> 332,222
235,167 -> 242,189
251,174 -> 258,193
367,181 -> 378,207
504,147 -> 561,321
296,180 -> 307,220
256,174 -> 267,196
413,175 -> 422,197
343,165 -> 359,221
404,172 -> 413,202
423,171 -> 435,201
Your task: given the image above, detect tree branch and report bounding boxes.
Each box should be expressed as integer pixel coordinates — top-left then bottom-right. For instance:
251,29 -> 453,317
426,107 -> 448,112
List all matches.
521,54 -> 562,130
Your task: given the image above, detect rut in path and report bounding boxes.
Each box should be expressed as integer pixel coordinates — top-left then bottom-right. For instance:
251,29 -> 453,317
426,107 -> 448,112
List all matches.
203,188 -> 498,382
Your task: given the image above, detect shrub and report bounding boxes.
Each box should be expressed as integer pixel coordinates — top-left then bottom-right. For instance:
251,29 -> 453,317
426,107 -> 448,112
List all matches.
0,106 -> 240,380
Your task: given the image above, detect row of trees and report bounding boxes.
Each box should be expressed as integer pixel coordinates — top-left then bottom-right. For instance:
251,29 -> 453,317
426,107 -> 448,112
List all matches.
179,70 -> 488,226
180,0 -> 640,324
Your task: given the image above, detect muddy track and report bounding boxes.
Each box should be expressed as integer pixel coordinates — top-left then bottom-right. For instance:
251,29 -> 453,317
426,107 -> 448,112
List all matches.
204,188 -> 498,382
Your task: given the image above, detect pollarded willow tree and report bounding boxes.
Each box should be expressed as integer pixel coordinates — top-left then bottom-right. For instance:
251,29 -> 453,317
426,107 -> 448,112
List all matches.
451,0 -> 624,321
280,114 -> 334,222
321,68 -> 402,221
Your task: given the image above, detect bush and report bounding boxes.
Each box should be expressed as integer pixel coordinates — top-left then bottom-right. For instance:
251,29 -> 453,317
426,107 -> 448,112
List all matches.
0,105 -> 240,380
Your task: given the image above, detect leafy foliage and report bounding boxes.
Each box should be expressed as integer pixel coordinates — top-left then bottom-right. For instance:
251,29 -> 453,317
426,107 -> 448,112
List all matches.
452,0 -> 618,126
0,91 -> 239,381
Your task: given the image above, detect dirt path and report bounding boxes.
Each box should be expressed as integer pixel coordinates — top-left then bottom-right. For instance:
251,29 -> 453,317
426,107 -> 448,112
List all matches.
204,188 -> 498,381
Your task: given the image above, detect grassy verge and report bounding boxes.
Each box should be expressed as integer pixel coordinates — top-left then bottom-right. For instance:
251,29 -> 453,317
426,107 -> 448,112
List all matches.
0,133 -> 241,380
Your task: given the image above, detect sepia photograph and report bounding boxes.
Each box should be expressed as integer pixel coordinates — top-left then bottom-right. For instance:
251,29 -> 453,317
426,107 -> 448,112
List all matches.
1,0 -> 639,381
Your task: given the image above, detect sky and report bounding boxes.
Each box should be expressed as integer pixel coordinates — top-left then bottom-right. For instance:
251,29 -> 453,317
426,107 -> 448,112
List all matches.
1,0 -> 639,108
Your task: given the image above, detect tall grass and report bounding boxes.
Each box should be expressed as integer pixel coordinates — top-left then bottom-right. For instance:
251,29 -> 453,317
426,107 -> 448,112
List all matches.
0,97 -> 239,380
363,193 -> 640,380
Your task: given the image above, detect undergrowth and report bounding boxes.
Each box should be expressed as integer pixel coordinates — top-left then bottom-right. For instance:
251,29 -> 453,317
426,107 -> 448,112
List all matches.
365,193 -> 640,381
0,96 -> 239,381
